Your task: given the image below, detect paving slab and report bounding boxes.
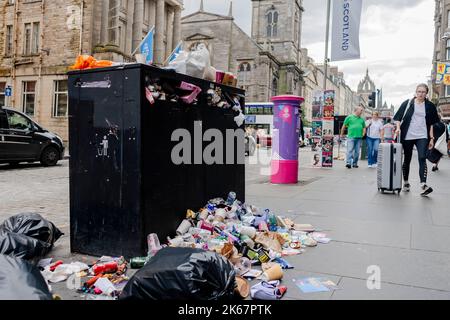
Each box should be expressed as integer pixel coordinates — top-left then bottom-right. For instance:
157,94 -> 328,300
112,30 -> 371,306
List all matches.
285,241 -> 450,292
331,277 -> 450,300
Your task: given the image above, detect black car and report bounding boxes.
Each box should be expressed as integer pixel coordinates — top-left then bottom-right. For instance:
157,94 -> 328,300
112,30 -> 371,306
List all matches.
0,106 -> 65,166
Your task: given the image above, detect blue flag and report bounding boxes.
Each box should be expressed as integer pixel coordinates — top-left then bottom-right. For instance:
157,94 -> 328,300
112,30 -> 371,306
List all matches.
167,41 -> 183,64
139,27 -> 154,64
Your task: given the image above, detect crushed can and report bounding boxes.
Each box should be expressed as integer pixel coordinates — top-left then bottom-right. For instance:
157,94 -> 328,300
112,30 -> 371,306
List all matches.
130,257 -> 147,269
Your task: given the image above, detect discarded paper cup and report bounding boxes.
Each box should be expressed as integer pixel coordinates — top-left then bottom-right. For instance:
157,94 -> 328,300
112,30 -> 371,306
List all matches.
169,236 -> 184,247
198,220 -> 214,233
216,70 -> 225,84
262,264 -> 283,281
235,276 -> 250,299
215,208 -> 227,221
176,219 -> 192,235
135,53 -> 146,64
239,226 -> 256,239
199,208 -> 209,220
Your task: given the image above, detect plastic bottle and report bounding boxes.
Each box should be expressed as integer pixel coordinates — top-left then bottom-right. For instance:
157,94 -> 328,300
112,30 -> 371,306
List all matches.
266,210 -> 278,232
226,191 -> 236,205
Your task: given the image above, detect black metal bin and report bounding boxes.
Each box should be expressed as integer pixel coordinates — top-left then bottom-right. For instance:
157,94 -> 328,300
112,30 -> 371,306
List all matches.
68,64 -> 245,258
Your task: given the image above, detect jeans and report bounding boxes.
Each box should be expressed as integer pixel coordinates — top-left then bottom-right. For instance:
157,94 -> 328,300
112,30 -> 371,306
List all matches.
346,138 -> 362,166
402,139 -> 428,184
366,137 -> 381,166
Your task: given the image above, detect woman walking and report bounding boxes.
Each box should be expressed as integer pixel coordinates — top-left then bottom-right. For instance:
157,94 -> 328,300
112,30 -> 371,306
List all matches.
393,84 -> 440,196
365,111 -> 384,168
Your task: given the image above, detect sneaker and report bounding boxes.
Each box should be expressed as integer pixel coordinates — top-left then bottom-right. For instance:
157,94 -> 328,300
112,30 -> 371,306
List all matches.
353,164 -> 359,168
346,164 -> 352,169
432,166 -> 439,172
420,185 -> 433,196
403,183 -> 411,192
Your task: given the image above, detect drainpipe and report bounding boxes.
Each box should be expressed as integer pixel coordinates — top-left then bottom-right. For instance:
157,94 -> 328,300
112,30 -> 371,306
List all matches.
79,0 -> 84,55
11,0 -> 19,107
37,0 -> 45,122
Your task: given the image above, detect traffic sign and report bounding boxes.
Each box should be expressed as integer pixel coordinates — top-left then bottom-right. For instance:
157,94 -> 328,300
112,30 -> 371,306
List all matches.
5,86 -> 12,97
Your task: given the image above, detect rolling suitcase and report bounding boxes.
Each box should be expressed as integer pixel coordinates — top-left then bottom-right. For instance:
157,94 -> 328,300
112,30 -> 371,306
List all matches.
377,139 -> 402,194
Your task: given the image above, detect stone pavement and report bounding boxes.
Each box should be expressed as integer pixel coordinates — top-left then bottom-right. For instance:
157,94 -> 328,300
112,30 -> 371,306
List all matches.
1,146 -> 450,300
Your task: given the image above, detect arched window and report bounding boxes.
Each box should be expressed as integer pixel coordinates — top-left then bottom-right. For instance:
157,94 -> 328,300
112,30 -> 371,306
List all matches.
238,62 -> 251,88
272,77 -> 278,97
266,8 -> 278,38
294,11 -> 300,46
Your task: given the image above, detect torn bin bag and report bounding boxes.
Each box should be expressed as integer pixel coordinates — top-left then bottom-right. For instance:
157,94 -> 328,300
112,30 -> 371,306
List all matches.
0,254 -> 52,300
119,247 -> 236,300
0,213 -> 63,260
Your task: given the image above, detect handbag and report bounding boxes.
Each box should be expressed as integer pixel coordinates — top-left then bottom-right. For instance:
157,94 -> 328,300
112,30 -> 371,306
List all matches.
426,148 -> 443,164
434,131 -> 448,155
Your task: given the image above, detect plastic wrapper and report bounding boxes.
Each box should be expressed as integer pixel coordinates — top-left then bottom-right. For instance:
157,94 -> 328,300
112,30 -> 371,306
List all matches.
119,247 -> 236,300
168,43 -> 211,79
0,213 -> 63,261
0,254 -> 52,300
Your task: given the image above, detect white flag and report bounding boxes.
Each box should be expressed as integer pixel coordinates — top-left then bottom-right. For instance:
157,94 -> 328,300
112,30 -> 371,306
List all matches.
331,0 -> 362,62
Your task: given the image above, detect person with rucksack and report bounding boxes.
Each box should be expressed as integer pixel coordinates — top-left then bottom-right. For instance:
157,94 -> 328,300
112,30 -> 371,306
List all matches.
429,113 -> 449,172
381,118 -> 395,143
393,84 -> 440,196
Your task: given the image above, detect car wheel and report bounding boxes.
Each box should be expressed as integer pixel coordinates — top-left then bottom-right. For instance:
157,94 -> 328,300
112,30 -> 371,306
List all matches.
40,146 -> 59,167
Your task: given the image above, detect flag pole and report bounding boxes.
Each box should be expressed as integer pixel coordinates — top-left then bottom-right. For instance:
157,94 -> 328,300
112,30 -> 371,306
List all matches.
131,25 -> 155,57
323,0 -> 331,91
163,41 -> 182,66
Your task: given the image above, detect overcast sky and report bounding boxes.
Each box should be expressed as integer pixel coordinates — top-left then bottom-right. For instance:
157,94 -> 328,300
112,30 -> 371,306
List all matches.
183,0 -> 435,107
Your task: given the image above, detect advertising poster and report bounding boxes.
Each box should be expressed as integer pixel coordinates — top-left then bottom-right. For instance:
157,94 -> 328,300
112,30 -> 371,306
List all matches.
322,120 -> 334,136
322,90 -> 335,168
322,152 -> 333,168
312,121 -> 323,137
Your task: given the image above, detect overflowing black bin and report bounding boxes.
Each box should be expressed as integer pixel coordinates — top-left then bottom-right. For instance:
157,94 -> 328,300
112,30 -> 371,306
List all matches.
68,64 -> 245,258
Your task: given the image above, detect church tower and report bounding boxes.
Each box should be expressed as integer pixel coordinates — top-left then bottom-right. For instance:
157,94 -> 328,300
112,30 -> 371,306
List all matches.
251,0 -> 304,64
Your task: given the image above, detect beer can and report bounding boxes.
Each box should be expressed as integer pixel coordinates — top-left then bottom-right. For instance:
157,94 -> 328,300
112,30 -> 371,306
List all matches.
130,257 -> 147,269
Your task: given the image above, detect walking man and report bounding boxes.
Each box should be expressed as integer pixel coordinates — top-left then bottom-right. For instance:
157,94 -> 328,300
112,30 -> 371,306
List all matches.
340,106 -> 366,169
393,84 -> 439,196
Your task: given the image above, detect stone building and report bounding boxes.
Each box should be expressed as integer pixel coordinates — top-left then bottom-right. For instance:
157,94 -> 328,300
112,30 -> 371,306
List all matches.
432,0 -> 450,120
0,0 -> 183,143
181,0 -> 303,102
357,69 -> 394,118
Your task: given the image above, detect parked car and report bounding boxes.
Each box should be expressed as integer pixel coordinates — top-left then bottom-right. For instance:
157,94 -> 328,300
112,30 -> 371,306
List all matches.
0,106 -> 65,166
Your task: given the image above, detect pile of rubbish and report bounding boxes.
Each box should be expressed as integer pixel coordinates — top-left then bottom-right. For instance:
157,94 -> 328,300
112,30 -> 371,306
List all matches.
125,192 -> 331,300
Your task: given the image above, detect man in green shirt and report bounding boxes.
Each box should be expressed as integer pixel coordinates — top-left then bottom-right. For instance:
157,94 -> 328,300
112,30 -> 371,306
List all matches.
340,106 -> 366,169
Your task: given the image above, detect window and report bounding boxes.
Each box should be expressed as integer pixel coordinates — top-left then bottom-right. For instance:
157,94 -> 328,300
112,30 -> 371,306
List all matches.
0,110 -> 8,129
0,82 -> 5,107
238,62 -> 251,89
53,80 -> 68,117
294,11 -> 300,46
448,10 -> 450,28
446,39 -> 450,60
24,23 -> 31,55
108,0 -> 119,45
22,81 -> 36,116
32,22 -> 40,54
266,9 -> 278,38
446,85 -> 450,97
5,25 -> 13,56
23,22 -> 39,55
272,77 -> 278,97
7,111 -> 33,131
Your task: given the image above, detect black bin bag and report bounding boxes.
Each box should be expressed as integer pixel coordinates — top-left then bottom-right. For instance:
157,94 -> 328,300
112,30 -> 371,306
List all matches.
0,254 -> 52,300
120,247 -> 236,300
0,213 -> 63,261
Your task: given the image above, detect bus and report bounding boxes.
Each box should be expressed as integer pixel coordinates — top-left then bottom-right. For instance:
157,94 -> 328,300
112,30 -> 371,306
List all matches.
244,102 -> 274,136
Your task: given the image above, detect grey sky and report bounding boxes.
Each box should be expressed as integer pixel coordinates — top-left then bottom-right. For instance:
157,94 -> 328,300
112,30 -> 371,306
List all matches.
183,0 -> 434,107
